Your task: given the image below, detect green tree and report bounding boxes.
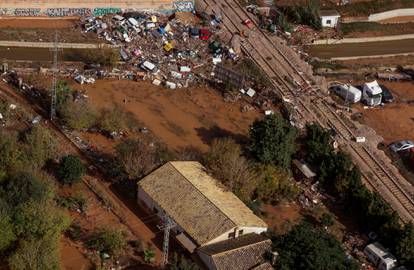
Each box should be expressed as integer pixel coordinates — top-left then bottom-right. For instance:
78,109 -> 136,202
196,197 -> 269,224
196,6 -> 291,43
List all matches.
256,165 -> 298,204
8,236 -> 60,270
0,201 -> 15,251
395,223 -> 414,268
56,81 -> 74,115
305,124 -> 334,166
60,100 -> 98,130
249,114 -> 298,168
24,126 -> 58,169
271,223 -> 358,270
0,172 -> 53,207
168,253 -> 199,270
87,227 -> 127,255
205,138 -> 260,201
12,201 -> 70,239
57,155 -> 85,185
0,131 -> 22,174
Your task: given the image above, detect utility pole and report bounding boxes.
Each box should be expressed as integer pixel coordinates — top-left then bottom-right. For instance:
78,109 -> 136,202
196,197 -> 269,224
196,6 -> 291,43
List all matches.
159,215 -> 175,268
50,31 -> 61,120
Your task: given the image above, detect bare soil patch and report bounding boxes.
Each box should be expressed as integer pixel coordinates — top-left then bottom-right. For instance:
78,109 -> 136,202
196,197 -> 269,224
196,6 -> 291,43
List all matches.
0,18 -> 76,29
356,81 -> 414,144
61,238 -> 93,270
73,79 -> 261,152
262,203 -> 302,234
0,18 -> 98,43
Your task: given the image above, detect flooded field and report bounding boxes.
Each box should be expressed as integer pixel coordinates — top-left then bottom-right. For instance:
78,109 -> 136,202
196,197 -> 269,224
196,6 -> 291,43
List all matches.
0,46 -> 99,62
308,39 -> 414,59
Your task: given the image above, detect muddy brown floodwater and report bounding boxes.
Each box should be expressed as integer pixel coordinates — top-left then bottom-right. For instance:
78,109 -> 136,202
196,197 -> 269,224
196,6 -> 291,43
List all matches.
0,46 -> 98,62
308,39 -> 414,59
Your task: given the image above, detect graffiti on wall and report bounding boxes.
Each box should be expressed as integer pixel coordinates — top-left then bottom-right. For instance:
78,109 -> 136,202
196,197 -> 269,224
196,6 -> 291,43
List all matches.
173,1 -> 194,12
0,8 -> 8,15
46,8 -> 91,17
93,7 -> 121,16
14,8 -> 41,16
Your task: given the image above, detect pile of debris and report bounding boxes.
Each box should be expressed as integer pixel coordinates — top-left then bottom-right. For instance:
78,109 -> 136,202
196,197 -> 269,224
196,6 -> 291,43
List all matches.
80,12 -> 239,89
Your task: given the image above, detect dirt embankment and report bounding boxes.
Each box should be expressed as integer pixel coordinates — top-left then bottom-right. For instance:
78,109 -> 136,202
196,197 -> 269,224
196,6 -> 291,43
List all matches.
73,79 -> 262,152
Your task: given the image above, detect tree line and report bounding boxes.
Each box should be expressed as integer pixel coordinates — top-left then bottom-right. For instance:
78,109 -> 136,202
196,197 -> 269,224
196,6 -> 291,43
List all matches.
304,124 -> 414,269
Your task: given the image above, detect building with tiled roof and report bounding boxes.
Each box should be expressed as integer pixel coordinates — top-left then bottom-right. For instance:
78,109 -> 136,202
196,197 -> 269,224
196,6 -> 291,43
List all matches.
197,233 -> 275,270
137,161 -> 268,251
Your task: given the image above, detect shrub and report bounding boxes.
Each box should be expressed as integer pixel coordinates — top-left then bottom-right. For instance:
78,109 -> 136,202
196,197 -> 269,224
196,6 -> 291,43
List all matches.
0,205 -> 15,251
23,125 -> 58,169
87,228 -> 127,255
0,172 -> 53,207
204,138 -> 260,201
57,155 -> 85,185
255,165 -> 299,204
0,131 -> 23,173
320,212 -> 335,227
60,100 -> 98,130
8,236 -> 61,270
115,138 -> 172,180
143,248 -> 156,263
285,0 -> 322,30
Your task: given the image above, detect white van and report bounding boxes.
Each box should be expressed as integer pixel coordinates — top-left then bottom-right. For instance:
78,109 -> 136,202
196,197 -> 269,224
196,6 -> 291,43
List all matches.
332,84 -> 361,103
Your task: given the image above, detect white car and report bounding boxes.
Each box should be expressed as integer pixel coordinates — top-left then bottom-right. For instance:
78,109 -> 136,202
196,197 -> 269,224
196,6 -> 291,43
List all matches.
389,140 -> 414,152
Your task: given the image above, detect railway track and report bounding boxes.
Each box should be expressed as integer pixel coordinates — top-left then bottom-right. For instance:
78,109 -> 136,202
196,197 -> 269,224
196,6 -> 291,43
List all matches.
200,0 -> 414,222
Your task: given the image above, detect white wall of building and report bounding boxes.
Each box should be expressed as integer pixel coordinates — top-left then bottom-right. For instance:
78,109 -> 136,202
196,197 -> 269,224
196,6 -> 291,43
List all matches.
137,186 -> 268,249
321,15 -> 340,28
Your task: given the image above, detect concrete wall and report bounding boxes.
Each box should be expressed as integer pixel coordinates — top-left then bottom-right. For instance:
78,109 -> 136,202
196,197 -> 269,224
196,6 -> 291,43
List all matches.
368,8 -> 414,21
0,0 -> 194,16
321,15 -> 340,28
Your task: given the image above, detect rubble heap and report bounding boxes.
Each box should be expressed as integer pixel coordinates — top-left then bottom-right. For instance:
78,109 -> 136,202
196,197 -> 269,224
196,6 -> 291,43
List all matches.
80,12 -> 238,89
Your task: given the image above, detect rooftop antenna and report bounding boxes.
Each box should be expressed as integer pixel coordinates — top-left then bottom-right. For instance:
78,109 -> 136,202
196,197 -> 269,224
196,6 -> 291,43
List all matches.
50,31 -> 62,120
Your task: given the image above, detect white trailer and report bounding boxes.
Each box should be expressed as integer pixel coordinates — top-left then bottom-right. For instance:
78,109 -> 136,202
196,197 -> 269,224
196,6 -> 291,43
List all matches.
332,84 -> 361,103
364,242 -> 398,270
362,80 -> 382,106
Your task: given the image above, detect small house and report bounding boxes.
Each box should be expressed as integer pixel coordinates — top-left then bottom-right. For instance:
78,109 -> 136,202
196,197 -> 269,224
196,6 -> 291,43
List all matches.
320,10 -> 341,28
137,162 -> 268,252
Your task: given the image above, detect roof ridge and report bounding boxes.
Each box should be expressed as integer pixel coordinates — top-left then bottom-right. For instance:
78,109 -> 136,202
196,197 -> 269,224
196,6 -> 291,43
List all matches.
212,238 -> 272,257
169,161 -> 238,228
